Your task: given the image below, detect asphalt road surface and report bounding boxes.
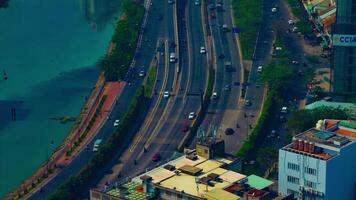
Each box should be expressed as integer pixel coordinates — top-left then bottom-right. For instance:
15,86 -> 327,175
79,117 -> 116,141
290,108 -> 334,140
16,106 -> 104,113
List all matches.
93,0 -> 208,193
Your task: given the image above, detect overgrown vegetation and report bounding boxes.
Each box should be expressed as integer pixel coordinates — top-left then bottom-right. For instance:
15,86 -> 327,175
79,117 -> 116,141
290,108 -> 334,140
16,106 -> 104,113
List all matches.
236,36 -> 293,159
287,0 -> 312,34
232,0 -> 262,59
97,0 -> 145,80
48,87 -> 145,200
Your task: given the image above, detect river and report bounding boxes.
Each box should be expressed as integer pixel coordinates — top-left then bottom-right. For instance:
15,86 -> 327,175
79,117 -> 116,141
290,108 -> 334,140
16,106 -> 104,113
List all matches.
0,0 -> 121,197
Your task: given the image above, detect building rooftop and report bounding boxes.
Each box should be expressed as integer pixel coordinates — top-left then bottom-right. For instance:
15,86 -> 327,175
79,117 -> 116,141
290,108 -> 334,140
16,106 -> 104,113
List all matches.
246,175 -> 274,190
101,148 -> 274,200
305,101 -> 356,112
283,119 -> 356,160
204,188 -> 241,200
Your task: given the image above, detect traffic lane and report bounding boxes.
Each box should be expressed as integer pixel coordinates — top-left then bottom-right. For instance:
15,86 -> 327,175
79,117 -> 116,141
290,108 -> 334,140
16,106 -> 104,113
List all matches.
111,0 -> 188,179
28,1 -> 166,199
187,1 -> 206,93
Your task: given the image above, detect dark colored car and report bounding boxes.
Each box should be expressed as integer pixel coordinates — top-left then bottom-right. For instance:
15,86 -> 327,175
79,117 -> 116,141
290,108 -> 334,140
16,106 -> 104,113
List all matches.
225,128 -> 235,135
181,125 -> 190,133
152,153 -> 161,162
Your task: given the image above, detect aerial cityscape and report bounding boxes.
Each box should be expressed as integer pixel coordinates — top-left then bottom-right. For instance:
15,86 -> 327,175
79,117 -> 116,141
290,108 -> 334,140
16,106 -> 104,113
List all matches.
0,0 -> 355,199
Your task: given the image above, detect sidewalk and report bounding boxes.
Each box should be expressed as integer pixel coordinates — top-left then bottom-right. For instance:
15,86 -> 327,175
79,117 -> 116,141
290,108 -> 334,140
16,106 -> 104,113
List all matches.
9,82 -> 125,200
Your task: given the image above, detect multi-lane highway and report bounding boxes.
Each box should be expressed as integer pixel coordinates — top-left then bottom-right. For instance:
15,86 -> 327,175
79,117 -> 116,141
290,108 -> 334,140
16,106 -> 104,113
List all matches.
94,0 -> 208,191
28,0 -> 280,198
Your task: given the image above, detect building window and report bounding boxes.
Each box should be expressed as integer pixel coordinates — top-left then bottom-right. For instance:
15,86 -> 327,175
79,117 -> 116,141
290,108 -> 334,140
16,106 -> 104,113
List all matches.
304,167 -> 317,175
287,176 -> 299,184
304,180 -> 317,189
287,162 -> 300,171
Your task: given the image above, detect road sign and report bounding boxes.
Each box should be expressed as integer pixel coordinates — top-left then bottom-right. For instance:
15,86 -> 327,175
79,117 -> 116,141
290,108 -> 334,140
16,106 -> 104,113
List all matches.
232,27 -> 241,33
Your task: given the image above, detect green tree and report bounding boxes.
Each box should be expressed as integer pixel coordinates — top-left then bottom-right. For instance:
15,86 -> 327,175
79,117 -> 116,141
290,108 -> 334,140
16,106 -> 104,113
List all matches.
286,107 -> 348,134
257,147 -> 278,170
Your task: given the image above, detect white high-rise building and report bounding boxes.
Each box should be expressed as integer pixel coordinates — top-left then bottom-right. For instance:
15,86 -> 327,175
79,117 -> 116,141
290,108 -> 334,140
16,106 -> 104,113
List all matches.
278,119 -> 356,200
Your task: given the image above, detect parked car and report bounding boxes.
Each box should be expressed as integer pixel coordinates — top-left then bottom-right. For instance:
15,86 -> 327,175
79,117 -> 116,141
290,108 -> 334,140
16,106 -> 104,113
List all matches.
271,7 -> 278,13
257,65 -> 263,73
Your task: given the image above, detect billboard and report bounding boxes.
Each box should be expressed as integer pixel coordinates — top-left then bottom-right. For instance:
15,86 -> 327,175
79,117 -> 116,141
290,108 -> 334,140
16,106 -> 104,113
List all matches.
333,34 -> 356,46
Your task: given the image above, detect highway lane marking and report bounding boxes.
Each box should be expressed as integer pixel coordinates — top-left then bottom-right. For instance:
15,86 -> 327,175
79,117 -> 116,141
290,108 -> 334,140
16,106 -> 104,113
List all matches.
129,39 -> 169,153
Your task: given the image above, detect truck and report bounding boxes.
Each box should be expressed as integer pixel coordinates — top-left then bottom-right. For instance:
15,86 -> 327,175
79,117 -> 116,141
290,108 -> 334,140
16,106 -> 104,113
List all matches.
93,139 -> 102,152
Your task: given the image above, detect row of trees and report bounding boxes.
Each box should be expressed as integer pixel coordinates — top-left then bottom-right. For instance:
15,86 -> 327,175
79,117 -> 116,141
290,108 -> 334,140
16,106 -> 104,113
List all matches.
236,37 -> 293,159
98,0 -> 145,80
46,1 -> 146,199
48,86 -> 145,200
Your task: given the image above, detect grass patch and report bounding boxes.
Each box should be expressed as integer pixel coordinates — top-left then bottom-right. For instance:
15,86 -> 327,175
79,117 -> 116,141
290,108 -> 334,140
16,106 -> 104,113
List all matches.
286,0 -> 312,34
232,0 -> 262,59
144,66 -> 157,97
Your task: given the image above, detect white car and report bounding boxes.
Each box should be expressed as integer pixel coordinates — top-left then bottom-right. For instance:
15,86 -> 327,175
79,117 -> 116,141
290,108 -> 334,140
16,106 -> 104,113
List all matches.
271,7 -> 278,13
194,0 -> 200,6
168,0 -> 174,4
292,60 -> 299,65
163,91 -> 170,98
188,112 -> 196,120
275,46 -> 282,51
114,119 -> 120,127
200,46 -> 206,54
212,92 -> 218,99
138,70 -> 146,77
257,65 -> 263,73
288,19 -> 294,25
292,26 -> 298,32
281,106 -> 288,114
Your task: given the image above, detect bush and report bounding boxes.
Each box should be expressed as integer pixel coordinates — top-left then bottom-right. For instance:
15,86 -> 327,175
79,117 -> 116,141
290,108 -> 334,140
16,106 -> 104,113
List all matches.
98,0 -> 145,80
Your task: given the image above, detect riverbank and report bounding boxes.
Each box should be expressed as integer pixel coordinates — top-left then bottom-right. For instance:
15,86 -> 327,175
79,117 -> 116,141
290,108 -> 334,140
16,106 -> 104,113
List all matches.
6,0 -> 145,199
0,0 -> 122,198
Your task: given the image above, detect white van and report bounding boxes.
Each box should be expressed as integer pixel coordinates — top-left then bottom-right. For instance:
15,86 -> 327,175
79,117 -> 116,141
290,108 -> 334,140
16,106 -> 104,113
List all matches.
169,52 -> 176,63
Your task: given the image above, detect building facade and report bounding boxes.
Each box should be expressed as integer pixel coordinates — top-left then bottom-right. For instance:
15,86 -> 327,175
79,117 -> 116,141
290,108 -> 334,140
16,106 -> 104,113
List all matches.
278,120 -> 356,200
332,0 -> 356,94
